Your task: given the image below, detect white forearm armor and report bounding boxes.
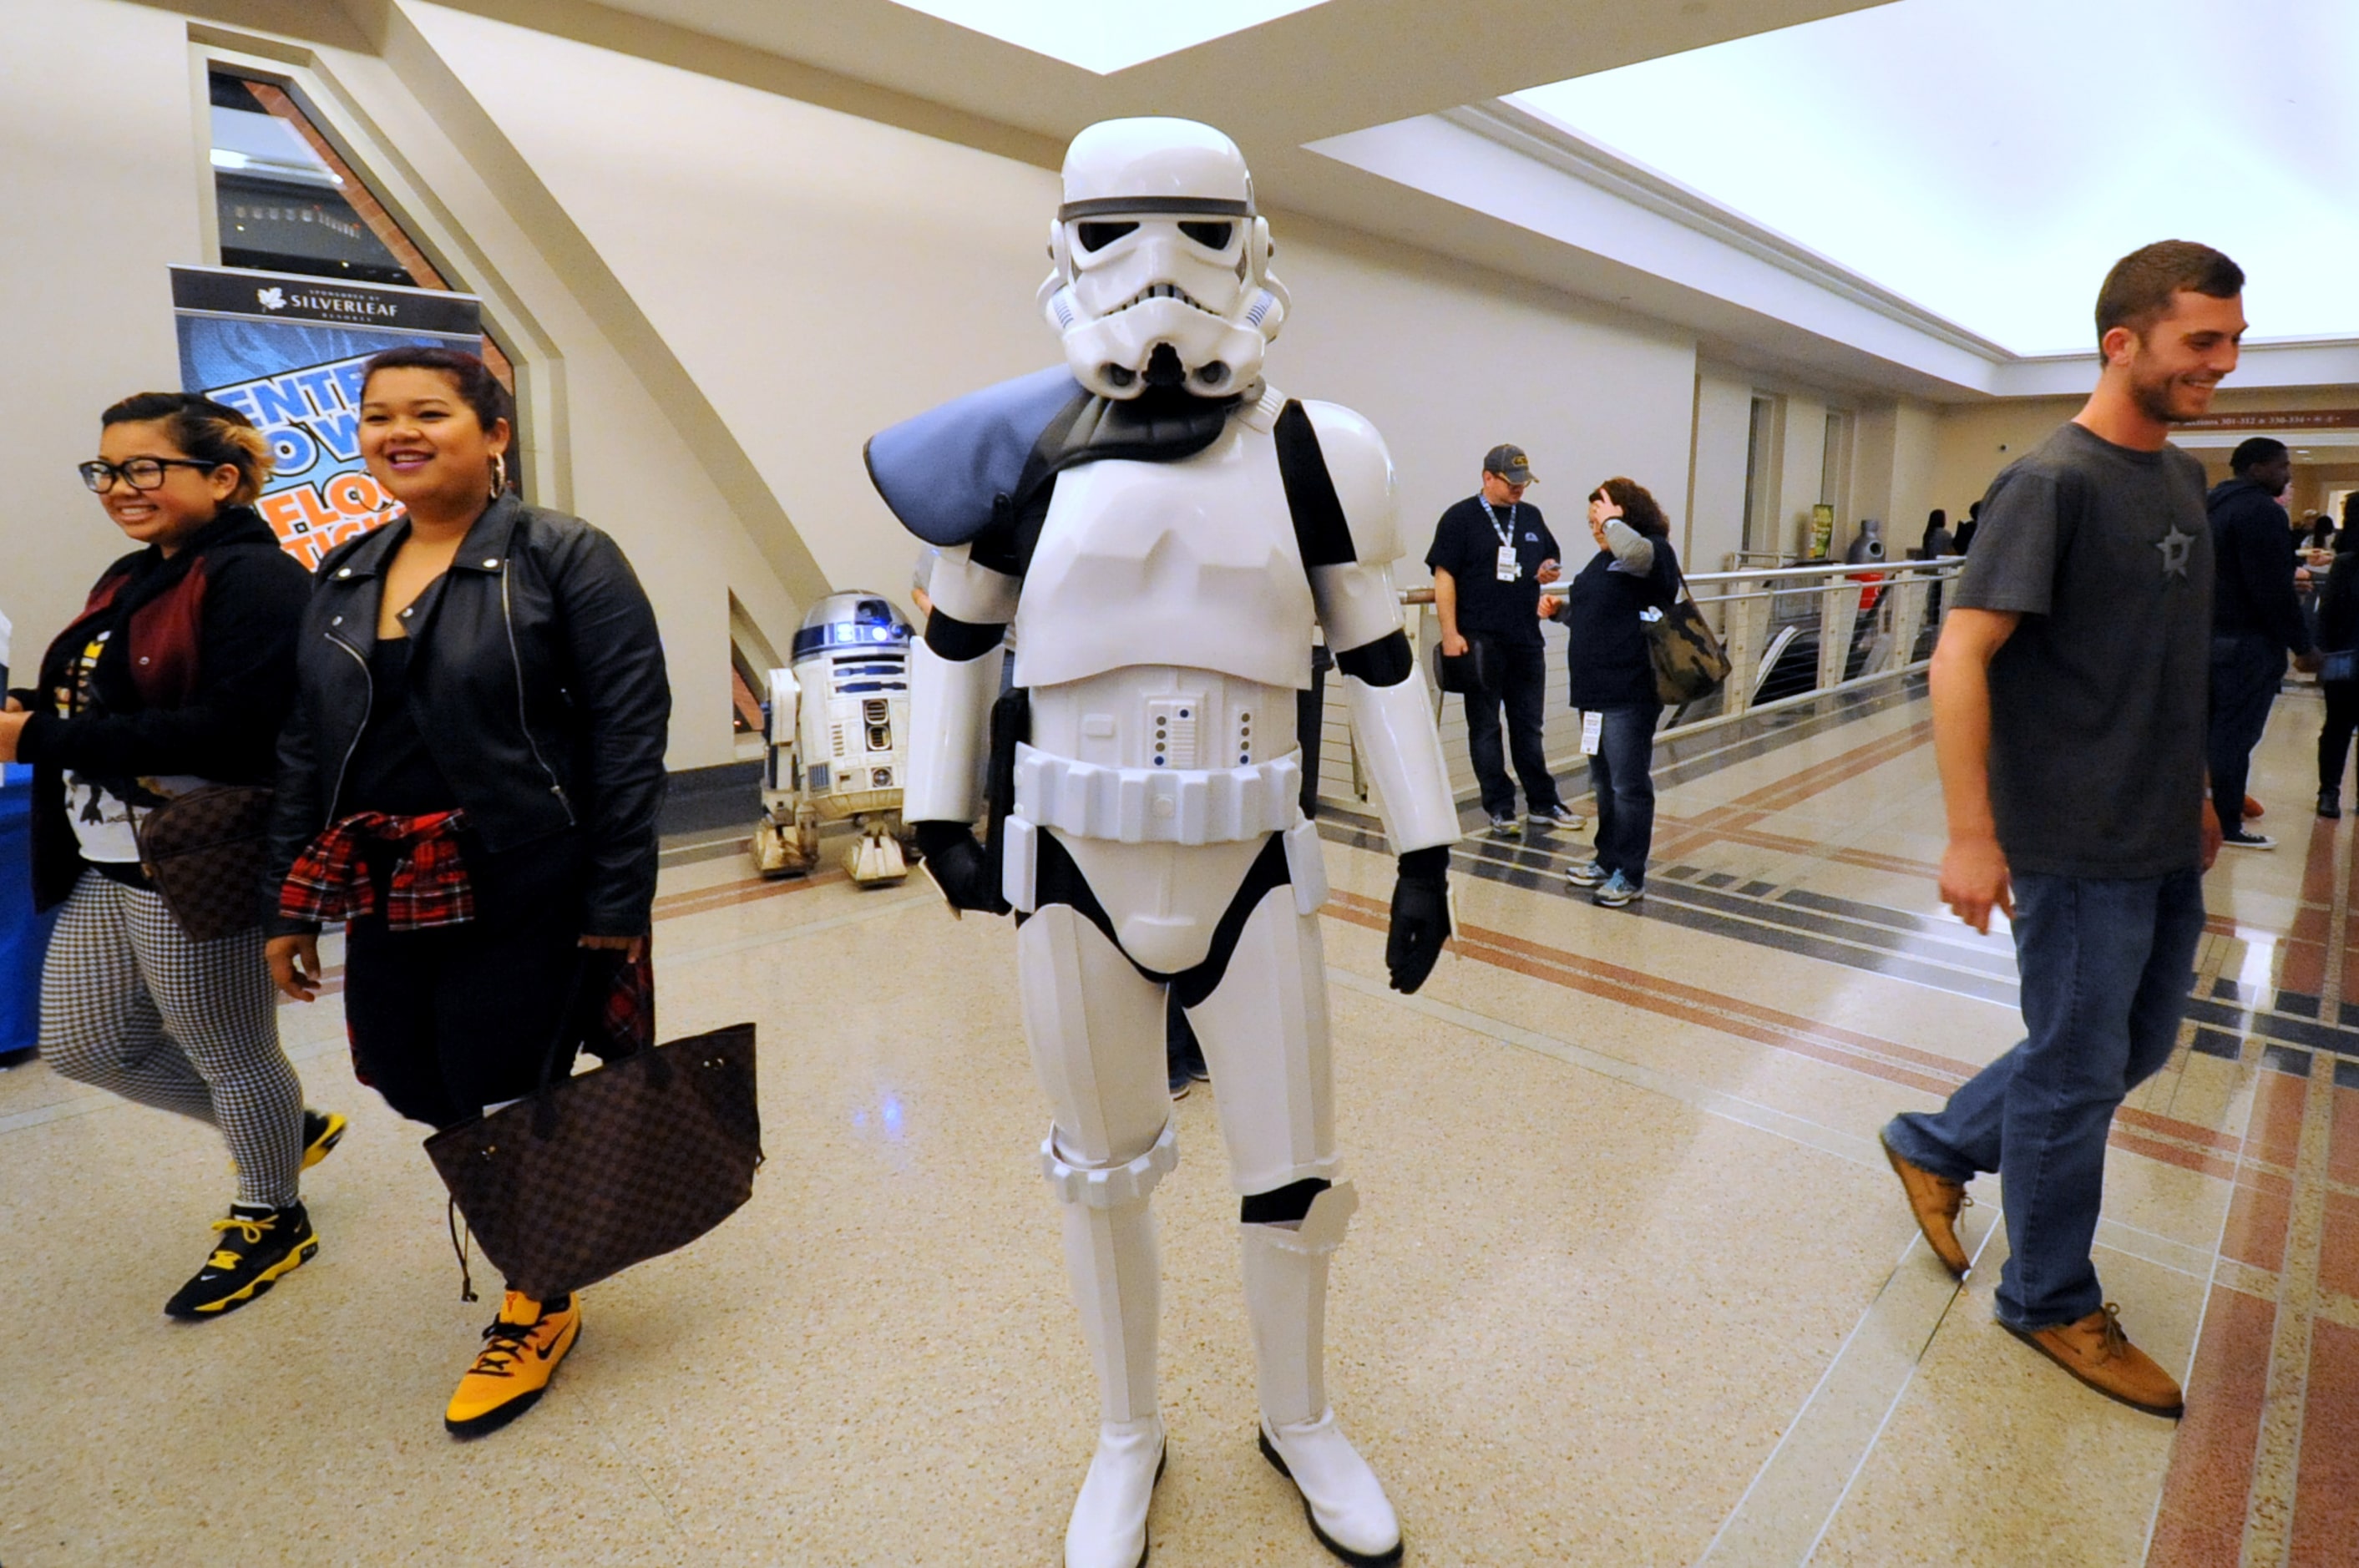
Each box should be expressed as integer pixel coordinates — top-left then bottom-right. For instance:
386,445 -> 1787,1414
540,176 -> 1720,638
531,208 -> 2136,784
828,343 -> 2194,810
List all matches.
904,545 -> 1018,823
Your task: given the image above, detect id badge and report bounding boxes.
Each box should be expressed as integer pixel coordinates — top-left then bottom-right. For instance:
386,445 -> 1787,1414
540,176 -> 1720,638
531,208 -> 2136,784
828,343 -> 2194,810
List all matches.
1496,544 -> 1520,583
1581,711 -> 1602,756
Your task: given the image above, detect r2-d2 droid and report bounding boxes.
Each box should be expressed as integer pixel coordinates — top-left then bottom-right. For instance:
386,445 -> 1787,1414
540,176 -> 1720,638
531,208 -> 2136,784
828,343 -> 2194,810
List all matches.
753,591 -> 916,883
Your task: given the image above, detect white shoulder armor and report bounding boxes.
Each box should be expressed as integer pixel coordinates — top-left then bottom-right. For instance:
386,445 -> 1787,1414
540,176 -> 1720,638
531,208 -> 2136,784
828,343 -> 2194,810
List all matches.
1300,401 -> 1400,566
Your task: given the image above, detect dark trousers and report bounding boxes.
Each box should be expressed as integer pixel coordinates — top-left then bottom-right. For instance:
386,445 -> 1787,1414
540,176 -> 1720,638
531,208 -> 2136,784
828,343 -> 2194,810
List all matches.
342,834 -> 587,1130
2321,681 -> 2359,795
1586,703 -> 1662,885
2207,632 -> 2286,832
1883,869 -> 2203,1328
1463,640 -> 1559,818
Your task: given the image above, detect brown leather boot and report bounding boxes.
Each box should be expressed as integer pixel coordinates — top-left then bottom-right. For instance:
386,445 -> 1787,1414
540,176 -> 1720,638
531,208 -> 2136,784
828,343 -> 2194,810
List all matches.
2004,1304 -> 2184,1417
1881,1135 -> 1972,1276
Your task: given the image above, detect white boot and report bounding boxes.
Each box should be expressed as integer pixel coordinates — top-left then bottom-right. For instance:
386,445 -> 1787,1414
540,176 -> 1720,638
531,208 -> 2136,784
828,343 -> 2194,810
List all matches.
1050,1127 -> 1176,1568
1240,1182 -> 1401,1566
1067,1414 -> 1167,1568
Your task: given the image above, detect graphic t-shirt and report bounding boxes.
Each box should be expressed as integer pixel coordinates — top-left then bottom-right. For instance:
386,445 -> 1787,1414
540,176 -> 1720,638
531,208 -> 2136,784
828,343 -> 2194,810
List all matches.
1425,497 -> 1559,649
1953,422 -> 2214,879
50,629 -> 209,871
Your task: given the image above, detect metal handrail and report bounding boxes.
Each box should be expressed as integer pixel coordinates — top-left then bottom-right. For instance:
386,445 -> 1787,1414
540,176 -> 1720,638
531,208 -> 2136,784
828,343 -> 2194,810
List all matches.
1324,554 -> 1966,813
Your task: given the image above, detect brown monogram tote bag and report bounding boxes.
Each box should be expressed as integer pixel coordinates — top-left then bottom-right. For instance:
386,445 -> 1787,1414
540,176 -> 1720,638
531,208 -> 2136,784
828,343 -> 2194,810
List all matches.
134,783 -> 274,943
423,1002 -> 762,1302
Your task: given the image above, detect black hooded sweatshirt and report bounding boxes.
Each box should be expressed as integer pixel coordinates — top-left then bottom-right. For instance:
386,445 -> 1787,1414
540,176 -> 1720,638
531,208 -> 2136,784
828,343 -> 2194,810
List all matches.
2206,476 -> 2311,654
10,507 -> 310,911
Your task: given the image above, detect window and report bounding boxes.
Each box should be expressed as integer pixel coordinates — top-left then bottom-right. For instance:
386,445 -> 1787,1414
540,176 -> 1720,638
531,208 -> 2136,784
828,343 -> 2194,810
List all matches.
729,594 -> 782,741
1742,393 -> 1781,557
205,69 -> 515,392
1820,408 -> 1854,516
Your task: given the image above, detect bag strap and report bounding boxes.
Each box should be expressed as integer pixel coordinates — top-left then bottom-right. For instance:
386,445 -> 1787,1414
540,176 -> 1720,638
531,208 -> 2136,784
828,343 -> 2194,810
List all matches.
528,955 -> 601,1139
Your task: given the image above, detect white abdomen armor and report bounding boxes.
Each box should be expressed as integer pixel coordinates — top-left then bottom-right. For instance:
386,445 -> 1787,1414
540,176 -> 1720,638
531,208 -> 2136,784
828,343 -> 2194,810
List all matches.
1013,420 -> 1314,693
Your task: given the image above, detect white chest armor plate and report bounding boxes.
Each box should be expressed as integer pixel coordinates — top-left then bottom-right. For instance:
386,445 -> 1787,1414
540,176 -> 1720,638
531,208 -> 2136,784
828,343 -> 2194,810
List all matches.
1012,418 -> 1314,692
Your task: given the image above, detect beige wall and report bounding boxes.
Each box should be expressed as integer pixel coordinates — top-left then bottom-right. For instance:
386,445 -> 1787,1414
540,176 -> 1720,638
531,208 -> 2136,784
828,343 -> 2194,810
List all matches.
1683,370 -> 1945,570
28,0 -> 2142,776
401,3 -> 1702,604
1687,366 -> 1754,571
1854,399 -> 1941,554
0,0 -> 206,682
1931,382 -> 2359,522
0,0 -> 812,769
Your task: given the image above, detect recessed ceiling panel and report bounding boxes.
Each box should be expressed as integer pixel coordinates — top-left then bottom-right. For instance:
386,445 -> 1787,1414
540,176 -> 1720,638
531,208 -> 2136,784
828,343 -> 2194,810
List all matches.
1516,0 -> 2359,357
883,0 -> 1334,74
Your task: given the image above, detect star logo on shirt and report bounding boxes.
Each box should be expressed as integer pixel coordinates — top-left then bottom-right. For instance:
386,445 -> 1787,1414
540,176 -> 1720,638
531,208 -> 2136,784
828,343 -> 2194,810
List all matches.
2157,524 -> 2194,580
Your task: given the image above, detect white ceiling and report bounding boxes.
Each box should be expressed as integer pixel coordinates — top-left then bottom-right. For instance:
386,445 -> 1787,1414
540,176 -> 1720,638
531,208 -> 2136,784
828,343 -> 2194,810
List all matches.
879,0 -> 1334,75
425,0 -> 2359,398
1516,0 -> 2359,357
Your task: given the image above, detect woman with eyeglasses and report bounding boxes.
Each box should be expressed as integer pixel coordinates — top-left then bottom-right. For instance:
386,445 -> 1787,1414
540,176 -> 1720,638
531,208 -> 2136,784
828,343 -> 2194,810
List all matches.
262,346 -> 670,1438
0,392 -> 345,1319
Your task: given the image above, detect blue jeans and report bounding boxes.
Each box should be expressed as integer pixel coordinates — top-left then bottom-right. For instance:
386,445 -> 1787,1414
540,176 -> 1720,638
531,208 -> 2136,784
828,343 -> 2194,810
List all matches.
1586,703 -> 1661,885
1464,640 -> 1561,819
2207,631 -> 2285,835
1883,868 -> 2205,1328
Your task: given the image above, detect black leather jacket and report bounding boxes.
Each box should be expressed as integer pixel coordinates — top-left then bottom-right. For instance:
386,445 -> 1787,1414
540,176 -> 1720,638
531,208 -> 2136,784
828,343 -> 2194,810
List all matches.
266,495 -> 671,937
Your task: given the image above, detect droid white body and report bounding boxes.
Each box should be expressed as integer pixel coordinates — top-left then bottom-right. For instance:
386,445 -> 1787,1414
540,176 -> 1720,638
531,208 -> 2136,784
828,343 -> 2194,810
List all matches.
756,591 -> 915,883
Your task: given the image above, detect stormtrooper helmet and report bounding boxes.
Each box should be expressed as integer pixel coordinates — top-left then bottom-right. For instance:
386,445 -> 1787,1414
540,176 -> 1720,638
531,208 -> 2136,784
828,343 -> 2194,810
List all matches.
1040,118 -> 1290,401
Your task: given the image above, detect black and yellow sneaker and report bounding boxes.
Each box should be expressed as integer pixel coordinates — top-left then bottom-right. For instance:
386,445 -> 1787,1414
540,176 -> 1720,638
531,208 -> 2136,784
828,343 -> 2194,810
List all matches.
163,1203 -> 318,1319
445,1291 -> 582,1438
301,1109 -> 348,1169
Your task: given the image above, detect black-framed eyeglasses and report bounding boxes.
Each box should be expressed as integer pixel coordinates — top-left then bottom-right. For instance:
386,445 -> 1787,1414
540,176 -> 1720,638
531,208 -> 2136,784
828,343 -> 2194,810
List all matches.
77,458 -> 221,493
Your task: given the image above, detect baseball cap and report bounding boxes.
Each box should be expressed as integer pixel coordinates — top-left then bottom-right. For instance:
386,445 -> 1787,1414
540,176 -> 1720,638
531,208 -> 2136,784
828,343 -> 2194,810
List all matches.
1483,444 -> 1535,484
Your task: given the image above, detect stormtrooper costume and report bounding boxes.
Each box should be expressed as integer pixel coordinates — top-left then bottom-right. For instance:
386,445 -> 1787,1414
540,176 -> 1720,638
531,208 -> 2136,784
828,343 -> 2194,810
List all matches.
867,119 -> 1457,1568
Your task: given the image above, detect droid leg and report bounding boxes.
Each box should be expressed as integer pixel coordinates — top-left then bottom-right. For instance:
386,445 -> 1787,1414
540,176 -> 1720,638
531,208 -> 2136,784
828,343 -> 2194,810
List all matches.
1182,884 -> 1402,1566
1018,903 -> 1178,1568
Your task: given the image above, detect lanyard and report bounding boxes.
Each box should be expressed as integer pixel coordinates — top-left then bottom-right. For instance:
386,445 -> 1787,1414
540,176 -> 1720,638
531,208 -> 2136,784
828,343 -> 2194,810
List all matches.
1477,498 -> 1518,548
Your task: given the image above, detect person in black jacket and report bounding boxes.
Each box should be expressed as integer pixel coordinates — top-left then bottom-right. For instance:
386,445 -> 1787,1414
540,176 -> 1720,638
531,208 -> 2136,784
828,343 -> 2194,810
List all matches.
1546,477 -> 1680,908
2314,495 -> 2359,817
2207,437 -> 2318,848
0,392 -> 344,1319
262,347 -> 670,1438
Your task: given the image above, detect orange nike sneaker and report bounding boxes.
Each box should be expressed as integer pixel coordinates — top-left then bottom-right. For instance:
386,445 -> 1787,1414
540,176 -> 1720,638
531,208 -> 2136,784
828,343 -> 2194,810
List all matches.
444,1290 -> 581,1437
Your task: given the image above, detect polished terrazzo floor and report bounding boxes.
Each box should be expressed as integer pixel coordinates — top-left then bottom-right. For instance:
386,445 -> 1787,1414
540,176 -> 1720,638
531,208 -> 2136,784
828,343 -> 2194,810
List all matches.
5,678 -> 2356,1566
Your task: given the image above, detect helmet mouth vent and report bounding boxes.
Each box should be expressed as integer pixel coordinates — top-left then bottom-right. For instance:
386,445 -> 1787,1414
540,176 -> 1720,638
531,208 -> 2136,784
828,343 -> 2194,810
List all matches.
1114,282 -> 1212,314
1143,344 -> 1187,387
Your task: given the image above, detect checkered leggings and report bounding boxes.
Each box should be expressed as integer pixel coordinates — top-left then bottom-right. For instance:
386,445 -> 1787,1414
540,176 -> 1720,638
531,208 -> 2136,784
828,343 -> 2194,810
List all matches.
39,870 -> 304,1208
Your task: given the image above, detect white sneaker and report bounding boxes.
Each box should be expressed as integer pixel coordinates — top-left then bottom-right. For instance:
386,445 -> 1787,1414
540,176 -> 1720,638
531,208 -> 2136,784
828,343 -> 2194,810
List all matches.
1258,1409 -> 1402,1565
1066,1416 -> 1166,1568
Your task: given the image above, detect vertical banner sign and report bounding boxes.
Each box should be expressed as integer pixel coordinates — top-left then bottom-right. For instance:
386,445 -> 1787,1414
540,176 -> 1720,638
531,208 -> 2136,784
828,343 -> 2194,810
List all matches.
170,266 -> 484,569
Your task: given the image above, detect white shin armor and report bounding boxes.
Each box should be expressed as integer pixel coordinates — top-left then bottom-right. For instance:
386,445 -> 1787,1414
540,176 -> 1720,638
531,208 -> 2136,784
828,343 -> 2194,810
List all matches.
1045,1124 -> 1177,1568
1239,1180 -> 1357,1424
1044,1121 -> 1177,1425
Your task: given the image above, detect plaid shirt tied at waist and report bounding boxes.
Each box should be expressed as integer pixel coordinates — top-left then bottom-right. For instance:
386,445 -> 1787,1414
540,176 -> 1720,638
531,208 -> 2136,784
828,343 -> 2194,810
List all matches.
281,810 -> 476,930
280,809 -> 656,1060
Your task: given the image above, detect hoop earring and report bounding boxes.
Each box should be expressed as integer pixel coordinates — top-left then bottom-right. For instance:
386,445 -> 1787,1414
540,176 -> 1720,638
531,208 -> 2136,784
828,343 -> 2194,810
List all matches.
489,453 -> 509,498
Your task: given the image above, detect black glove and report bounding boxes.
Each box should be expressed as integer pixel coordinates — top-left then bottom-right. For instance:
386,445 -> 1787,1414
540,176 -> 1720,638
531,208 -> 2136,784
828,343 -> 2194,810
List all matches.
1385,844 -> 1451,994
913,820 -> 1010,916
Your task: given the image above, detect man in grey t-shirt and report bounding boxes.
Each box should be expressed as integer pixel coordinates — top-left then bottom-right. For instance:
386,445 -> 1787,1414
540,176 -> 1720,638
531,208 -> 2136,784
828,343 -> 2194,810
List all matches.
1879,242 -> 2243,1419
